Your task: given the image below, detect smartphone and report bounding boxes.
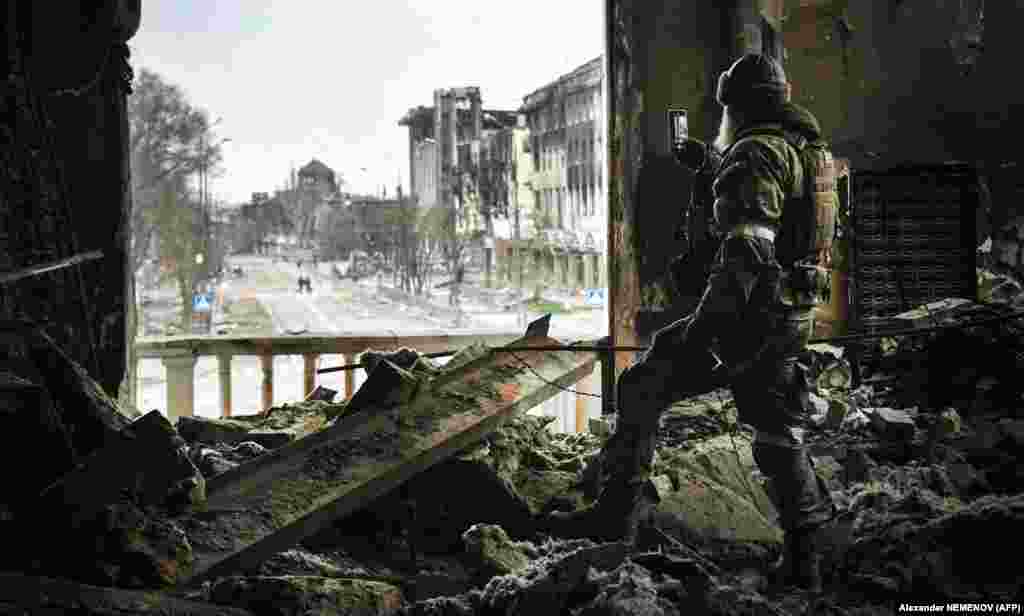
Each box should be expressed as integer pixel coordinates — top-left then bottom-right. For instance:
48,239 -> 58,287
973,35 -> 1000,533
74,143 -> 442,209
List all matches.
668,108 -> 688,150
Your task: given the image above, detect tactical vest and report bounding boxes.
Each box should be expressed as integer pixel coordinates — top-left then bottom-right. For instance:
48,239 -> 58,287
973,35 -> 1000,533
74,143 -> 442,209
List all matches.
732,125 -> 837,307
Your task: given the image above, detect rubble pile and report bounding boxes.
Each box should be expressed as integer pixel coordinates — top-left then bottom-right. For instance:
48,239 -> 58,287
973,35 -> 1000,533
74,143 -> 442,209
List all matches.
2,304 -> 1023,614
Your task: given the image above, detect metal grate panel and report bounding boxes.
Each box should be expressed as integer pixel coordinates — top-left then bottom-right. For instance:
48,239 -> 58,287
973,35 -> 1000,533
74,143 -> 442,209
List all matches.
850,164 -> 978,362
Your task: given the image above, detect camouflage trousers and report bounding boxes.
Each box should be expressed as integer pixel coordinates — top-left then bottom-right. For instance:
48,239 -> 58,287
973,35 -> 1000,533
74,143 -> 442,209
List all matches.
611,236 -> 835,532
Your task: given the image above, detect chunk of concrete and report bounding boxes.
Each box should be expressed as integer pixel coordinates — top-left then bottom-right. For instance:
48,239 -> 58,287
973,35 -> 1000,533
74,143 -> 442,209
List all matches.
177,416 -> 293,449
651,470 -> 782,545
485,543 -> 629,615
588,416 -> 612,438
936,408 -> 962,438
808,392 -> 829,426
868,407 -> 917,441
38,409 -> 201,519
461,523 -> 531,579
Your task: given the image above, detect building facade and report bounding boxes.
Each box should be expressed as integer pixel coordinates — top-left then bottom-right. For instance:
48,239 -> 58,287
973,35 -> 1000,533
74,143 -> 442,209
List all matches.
520,56 -> 607,290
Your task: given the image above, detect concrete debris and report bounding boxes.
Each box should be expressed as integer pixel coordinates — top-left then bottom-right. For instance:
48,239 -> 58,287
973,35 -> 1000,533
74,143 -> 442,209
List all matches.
9,303 -> 1024,615
866,407 -> 917,441
209,576 -> 404,616
808,392 -> 830,426
572,560 -> 682,616
189,440 -> 270,479
177,415 -> 294,450
649,438 -> 781,545
461,523 -> 531,580
934,407 -> 962,438
891,297 -> 976,328
176,334 -> 595,585
589,415 -> 613,437
978,268 -> 1024,306
817,359 -> 853,391
477,541 -> 630,615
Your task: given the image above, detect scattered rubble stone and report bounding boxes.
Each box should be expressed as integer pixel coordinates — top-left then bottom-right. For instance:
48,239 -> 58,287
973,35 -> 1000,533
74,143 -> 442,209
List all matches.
39,411 -> 204,526
190,440 -> 271,479
867,407 -> 916,441
460,524 -> 530,581
478,542 -> 629,615
177,415 -> 294,449
936,407 -> 962,437
574,560 -> 682,616
588,416 -> 612,437
258,400 -> 350,438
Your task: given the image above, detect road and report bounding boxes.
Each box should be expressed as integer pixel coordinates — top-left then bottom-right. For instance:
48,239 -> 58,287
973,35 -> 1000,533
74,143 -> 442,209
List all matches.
137,254 -> 607,423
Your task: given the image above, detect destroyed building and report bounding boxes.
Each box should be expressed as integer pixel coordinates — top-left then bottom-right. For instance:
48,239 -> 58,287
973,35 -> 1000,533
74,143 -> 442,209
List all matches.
2,1 -> 1024,615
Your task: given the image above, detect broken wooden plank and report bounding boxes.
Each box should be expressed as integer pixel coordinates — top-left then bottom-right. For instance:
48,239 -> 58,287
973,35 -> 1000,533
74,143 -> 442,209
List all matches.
177,333 -> 596,586
0,573 -> 253,615
0,249 -> 103,285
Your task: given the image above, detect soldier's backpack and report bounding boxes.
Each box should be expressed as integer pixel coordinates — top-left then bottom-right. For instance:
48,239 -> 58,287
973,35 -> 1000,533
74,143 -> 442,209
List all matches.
734,125 -> 838,307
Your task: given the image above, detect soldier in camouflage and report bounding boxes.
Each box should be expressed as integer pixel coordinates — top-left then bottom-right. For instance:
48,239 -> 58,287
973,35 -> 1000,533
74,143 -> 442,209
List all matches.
541,54 -> 838,593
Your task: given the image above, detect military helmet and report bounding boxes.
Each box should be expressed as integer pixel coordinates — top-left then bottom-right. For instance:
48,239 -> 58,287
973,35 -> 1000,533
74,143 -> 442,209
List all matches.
716,53 -> 789,108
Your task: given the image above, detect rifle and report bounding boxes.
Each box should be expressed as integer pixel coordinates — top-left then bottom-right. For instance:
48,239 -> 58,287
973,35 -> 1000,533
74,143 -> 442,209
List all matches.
669,137 -> 722,295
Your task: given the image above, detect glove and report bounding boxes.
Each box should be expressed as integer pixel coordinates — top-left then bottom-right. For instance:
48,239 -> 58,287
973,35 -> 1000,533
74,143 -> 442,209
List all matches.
672,138 -> 711,172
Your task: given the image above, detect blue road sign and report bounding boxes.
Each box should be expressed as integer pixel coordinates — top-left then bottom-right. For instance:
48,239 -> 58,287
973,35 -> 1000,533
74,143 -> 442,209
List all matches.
584,288 -> 606,307
193,293 -> 213,312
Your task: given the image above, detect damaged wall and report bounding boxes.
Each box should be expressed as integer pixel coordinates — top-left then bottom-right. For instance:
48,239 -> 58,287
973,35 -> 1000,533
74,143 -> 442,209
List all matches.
606,0 -> 760,358
1,1 -> 137,399
608,0 -> 1023,355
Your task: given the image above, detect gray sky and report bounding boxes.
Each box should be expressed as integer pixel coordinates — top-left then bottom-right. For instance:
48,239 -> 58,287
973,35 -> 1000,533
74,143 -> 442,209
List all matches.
132,1 -> 604,205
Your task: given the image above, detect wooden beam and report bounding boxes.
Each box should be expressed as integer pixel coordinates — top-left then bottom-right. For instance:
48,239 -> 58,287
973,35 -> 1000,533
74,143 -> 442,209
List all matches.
177,334 -> 596,586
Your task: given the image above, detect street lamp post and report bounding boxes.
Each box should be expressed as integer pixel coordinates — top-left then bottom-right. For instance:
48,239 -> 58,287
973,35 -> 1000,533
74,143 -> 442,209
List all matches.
198,119 -> 230,284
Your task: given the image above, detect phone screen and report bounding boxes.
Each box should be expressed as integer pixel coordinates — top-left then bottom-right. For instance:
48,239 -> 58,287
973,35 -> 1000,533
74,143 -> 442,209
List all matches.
669,109 -> 688,148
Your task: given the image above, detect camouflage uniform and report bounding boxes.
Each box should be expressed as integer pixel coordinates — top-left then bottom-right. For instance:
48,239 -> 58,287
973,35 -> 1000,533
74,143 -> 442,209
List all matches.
545,58 -> 836,587
579,104 -> 836,547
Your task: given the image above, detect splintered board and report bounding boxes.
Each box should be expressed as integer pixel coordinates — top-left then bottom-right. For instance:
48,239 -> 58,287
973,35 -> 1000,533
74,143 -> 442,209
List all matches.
177,334 -> 596,586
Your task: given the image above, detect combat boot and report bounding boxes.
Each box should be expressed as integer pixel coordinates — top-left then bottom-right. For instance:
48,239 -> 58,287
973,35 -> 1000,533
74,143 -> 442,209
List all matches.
768,527 -> 821,592
541,477 -> 647,544
539,423 -> 657,544
789,528 -> 822,593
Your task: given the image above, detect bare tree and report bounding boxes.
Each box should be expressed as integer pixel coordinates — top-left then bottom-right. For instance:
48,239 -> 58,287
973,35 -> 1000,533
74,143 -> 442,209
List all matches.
128,69 -> 225,278
145,176 -> 204,331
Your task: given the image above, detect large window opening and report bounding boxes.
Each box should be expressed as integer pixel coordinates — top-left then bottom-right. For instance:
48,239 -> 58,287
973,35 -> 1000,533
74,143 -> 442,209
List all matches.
129,4 -> 609,432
